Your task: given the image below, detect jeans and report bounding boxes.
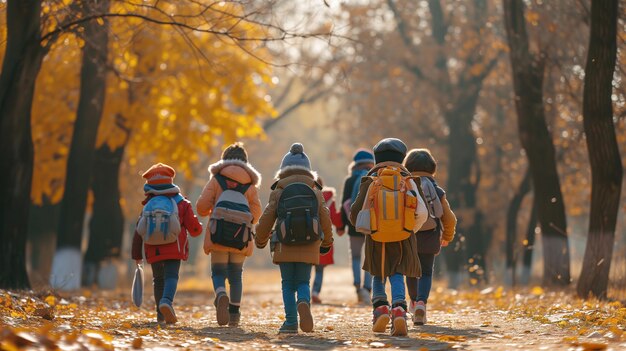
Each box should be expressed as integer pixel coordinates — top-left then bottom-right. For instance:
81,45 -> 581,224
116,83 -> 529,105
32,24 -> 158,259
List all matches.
372,273 -> 406,306
312,265 -> 326,295
279,262 -> 312,325
152,259 -> 181,318
406,253 -> 435,304
349,236 -> 372,290
211,251 -> 245,306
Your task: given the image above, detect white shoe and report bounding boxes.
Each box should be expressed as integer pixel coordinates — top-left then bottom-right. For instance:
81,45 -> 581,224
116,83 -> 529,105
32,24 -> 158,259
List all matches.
412,301 -> 427,325
408,300 -> 418,315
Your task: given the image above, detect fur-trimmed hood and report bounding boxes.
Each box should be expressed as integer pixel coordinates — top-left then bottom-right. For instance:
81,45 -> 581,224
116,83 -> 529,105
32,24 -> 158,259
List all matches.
208,159 -> 261,187
274,165 -> 317,182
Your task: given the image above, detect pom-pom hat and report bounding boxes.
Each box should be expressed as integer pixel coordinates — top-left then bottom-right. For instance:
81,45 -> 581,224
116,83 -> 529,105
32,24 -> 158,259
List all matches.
280,143 -> 311,170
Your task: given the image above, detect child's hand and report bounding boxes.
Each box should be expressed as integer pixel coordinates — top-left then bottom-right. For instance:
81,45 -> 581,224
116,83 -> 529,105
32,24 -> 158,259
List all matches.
135,259 -> 143,265
441,240 -> 449,247
337,229 -> 346,236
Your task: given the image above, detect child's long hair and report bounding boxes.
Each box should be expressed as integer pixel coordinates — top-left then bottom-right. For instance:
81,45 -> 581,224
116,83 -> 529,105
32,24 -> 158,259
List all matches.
221,142 -> 248,162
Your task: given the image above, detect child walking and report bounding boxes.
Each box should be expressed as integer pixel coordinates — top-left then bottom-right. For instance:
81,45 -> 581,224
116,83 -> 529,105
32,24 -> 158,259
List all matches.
340,149 -> 376,303
196,143 -> 262,327
311,176 -> 344,304
404,148 -> 456,326
132,163 -> 203,324
349,138 -> 428,336
255,143 -> 334,334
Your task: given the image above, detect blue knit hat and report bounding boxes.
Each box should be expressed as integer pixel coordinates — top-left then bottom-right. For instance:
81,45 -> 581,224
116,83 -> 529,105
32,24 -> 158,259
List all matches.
353,148 -> 375,166
280,143 -> 311,170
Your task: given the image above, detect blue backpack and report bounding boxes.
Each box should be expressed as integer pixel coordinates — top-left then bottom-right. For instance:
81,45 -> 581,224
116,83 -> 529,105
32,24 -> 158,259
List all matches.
136,195 -> 183,246
343,169 -> 369,216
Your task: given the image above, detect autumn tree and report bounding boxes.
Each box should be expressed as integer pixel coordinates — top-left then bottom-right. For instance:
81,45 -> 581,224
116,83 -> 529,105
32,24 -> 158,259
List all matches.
0,0 -> 47,289
503,0 -> 570,286
335,0 -> 502,286
50,0 -> 111,290
577,0 -> 623,299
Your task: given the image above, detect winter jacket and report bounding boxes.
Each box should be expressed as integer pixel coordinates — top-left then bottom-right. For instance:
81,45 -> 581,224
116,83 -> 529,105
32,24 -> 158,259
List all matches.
411,171 -> 457,254
349,161 -> 428,278
319,187 -> 343,265
196,159 -> 262,256
132,195 -> 203,264
340,164 -> 373,237
255,167 -> 334,265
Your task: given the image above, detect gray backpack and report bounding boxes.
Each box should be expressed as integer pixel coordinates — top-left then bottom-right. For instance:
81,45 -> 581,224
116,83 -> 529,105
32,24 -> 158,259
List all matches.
419,177 -> 443,231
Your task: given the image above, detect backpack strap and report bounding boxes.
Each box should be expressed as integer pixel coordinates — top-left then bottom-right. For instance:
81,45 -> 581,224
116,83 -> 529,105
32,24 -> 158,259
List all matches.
214,174 -> 252,194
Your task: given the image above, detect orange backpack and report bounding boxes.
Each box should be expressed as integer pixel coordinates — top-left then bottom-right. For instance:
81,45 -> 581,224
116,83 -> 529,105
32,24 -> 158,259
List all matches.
363,166 -> 419,243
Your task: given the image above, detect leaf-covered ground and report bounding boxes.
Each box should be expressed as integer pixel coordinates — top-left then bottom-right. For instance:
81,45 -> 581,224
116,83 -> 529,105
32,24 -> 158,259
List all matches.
2,267 -> 625,350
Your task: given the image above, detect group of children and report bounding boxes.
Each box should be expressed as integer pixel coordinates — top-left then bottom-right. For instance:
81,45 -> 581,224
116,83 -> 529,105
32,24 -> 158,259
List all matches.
131,138 -> 456,336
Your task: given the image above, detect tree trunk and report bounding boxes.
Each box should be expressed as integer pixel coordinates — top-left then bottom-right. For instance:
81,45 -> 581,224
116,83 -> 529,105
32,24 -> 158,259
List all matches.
0,0 -> 45,289
520,202 -> 537,285
503,0 -> 571,286
443,87 -> 489,287
577,0 -> 622,300
505,167 -> 531,286
27,199 -> 60,286
51,0 -> 110,290
83,142 -> 127,287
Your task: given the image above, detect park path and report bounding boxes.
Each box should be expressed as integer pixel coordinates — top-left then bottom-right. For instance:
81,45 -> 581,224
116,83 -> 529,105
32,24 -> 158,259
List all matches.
1,267 -> 624,350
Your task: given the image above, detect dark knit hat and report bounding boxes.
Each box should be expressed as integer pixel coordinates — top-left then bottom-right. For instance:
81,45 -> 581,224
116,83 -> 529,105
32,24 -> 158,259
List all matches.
280,143 -> 311,170
352,149 -> 375,166
373,138 -> 408,164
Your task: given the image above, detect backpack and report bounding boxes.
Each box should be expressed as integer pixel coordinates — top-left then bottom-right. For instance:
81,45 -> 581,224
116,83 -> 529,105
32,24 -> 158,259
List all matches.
274,182 -> 322,245
136,195 -> 182,246
419,176 -> 443,231
362,166 -> 419,243
208,174 -> 254,251
343,169 -> 369,216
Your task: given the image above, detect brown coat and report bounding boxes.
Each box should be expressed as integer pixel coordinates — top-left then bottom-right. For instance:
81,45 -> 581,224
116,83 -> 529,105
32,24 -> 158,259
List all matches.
196,159 -> 262,256
349,162 -> 424,278
255,167 -> 334,265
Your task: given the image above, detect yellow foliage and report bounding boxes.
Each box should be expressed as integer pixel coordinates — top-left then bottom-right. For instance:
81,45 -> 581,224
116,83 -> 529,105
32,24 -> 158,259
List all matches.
0,1 -> 276,204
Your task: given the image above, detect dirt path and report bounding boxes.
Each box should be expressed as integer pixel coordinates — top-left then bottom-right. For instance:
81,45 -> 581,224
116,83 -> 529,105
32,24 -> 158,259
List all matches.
2,267 -> 624,350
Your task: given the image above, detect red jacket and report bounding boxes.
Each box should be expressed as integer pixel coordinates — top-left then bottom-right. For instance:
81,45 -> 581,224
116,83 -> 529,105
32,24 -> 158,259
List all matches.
132,195 -> 203,264
319,188 -> 343,265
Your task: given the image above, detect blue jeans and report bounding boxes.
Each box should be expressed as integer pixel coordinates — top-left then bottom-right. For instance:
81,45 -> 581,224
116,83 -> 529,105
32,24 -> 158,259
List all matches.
312,265 -> 326,295
211,251 -> 245,306
152,259 -> 181,318
406,253 -> 435,303
350,236 -> 372,290
279,262 -> 312,325
372,273 -> 406,306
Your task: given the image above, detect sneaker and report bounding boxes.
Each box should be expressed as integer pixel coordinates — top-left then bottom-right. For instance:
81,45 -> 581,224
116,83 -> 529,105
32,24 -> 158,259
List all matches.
412,301 -> 427,326
357,288 -> 371,305
311,294 -> 322,304
229,312 -> 241,327
278,322 -> 298,334
390,306 -> 408,336
158,303 -> 177,324
297,301 -> 314,332
214,293 -> 230,326
372,305 -> 390,333
408,300 -> 418,315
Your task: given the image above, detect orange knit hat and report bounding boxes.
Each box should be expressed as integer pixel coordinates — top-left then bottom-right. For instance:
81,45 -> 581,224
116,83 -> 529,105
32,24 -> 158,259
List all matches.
142,163 -> 176,185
